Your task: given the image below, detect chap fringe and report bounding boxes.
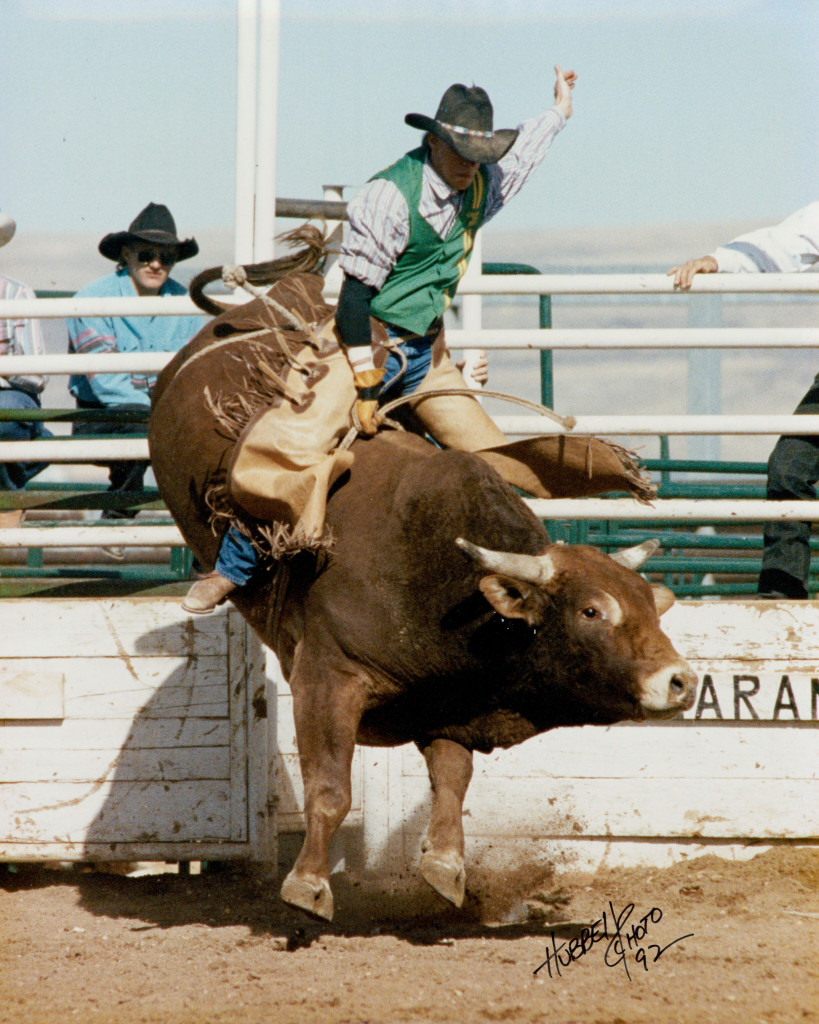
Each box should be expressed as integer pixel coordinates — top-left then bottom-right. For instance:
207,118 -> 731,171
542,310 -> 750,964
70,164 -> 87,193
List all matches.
204,481 -> 333,560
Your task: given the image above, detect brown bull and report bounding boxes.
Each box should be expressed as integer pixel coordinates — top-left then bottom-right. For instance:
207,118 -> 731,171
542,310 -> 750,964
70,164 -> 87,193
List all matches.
150,332 -> 697,920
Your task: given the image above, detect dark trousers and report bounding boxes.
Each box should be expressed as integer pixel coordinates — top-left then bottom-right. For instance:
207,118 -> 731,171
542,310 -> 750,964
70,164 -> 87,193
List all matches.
72,400 -> 149,519
0,389 -> 52,491
758,375 -> 819,598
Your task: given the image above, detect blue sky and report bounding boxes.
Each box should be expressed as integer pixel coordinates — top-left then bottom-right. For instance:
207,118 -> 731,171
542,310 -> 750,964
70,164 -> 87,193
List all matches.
3,0 -> 817,241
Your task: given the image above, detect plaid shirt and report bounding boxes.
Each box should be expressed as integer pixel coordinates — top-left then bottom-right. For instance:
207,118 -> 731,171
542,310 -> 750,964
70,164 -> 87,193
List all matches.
339,107 -> 567,290
0,274 -> 46,394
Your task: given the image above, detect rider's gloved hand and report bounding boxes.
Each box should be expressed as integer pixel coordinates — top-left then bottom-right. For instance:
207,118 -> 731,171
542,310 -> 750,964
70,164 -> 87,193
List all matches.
353,368 -> 385,436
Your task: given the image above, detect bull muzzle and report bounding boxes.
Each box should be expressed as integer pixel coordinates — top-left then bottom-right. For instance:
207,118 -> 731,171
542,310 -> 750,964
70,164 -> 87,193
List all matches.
639,659 -> 698,718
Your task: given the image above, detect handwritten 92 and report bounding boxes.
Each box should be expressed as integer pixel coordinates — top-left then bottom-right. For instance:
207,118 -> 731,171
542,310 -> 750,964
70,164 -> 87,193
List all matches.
534,901 -> 693,981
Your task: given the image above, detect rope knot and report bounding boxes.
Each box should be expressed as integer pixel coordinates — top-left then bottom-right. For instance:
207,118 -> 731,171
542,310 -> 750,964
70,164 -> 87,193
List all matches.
222,264 -> 248,290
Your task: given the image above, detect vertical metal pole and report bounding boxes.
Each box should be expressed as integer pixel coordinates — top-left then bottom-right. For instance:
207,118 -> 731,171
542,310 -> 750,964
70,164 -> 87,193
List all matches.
460,231 -> 483,390
539,294 -> 553,408
234,0 -> 258,264
254,0 -> 280,262
322,184 -> 346,296
687,294 -> 723,464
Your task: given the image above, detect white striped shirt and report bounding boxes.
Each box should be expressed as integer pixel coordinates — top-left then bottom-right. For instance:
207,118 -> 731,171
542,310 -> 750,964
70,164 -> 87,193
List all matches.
0,274 -> 46,393
339,107 -> 567,290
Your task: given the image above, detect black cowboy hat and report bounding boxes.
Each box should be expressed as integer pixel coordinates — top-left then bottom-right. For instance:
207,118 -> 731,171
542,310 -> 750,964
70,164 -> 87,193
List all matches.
98,202 -> 199,262
405,84 -> 518,164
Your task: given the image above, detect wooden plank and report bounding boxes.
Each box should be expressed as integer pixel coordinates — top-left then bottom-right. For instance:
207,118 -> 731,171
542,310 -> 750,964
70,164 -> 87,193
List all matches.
445,726 -> 819,781
0,840 -> 258,862
276,692 -> 297,754
1,780 -> 233,843
0,657 -> 228,718
0,668 -> 64,719
663,600 -> 819,660
268,650 -> 292,697
227,606 -> 248,843
680,662 -> 819,723
0,717 -> 230,750
0,602 -> 264,860
385,836 -> 804,878
0,599 -> 232,658
247,627 -> 276,863
391,730 -> 816,843
0,746 -> 230,784
393,776 -> 815,840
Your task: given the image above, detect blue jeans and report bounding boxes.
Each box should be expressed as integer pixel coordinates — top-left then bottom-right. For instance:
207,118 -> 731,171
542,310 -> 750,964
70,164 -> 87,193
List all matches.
215,526 -> 259,586
379,325 -> 436,400
216,322 -> 437,586
0,389 -> 52,491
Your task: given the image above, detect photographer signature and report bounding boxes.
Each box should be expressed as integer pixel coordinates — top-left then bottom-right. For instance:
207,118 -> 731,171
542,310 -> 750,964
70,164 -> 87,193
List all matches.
533,901 -> 693,981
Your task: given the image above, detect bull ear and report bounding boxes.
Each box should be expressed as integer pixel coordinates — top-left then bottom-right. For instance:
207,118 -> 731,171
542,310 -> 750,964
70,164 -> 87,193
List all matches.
651,584 -> 675,616
479,575 -> 546,627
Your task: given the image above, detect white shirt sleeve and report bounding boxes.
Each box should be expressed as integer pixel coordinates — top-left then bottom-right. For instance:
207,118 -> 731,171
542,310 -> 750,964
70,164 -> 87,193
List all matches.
338,178 -> 411,289
483,107 -> 566,223
711,201 -> 819,274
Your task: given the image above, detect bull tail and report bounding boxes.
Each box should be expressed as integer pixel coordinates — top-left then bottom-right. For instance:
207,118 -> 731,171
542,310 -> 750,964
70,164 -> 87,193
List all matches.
189,265 -> 226,316
189,222 -> 332,316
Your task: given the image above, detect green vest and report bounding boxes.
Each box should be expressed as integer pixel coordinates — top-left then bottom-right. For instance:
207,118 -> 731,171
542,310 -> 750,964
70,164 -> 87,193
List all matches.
368,147 -> 489,336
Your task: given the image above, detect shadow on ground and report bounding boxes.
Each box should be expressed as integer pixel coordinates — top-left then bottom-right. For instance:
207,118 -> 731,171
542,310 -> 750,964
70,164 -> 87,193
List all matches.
0,861 -> 588,950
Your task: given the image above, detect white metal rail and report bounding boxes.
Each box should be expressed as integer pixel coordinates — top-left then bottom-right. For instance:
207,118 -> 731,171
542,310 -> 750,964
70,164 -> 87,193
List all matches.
4,413 -> 819,466
1,271 -> 817,320
0,278 -> 816,550
0,525 -> 184,548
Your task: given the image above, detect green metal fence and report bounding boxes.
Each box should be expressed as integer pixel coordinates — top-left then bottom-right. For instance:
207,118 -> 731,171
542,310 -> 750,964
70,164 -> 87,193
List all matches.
541,456 -> 784,598
479,264 -> 804,598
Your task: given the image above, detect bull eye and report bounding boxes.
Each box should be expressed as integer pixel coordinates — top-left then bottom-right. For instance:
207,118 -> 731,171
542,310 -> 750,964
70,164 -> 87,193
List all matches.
582,606 -> 598,619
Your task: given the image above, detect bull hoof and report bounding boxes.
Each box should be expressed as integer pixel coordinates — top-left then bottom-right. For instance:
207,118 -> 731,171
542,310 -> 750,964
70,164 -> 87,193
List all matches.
280,869 -> 334,921
420,850 -> 466,908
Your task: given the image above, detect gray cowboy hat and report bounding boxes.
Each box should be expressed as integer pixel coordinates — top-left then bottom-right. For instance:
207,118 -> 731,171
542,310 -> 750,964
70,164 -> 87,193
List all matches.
98,202 -> 199,262
405,84 -> 518,164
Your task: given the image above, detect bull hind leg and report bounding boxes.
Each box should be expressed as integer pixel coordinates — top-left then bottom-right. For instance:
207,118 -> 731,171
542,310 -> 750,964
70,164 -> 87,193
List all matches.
419,738 -> 474,908
280,651 -> 368,921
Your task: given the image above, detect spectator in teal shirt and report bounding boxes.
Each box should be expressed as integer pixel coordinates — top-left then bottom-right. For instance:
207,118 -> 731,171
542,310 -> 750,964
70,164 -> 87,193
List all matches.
67,203 -> 203,555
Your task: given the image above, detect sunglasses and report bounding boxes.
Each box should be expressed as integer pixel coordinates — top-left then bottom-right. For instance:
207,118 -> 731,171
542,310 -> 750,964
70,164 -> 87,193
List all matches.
135,247 -> 178,267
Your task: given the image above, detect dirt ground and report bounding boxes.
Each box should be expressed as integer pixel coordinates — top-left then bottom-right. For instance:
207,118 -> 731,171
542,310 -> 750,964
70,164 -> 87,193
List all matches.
1,846 -> 817,1024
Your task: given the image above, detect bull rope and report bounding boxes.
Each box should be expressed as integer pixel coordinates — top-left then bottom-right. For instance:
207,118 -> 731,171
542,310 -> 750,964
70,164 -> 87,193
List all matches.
373,388 -> 576,432
348,387 -> 651,501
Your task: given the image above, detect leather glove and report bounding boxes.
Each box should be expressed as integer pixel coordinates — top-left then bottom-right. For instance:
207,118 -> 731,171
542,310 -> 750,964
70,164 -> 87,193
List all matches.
353,367 -> 385,436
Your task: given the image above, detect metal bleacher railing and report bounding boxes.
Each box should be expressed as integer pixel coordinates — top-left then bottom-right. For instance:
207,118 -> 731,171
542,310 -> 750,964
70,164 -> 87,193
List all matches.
458,267 -> 819,596
0,228 -> 818,596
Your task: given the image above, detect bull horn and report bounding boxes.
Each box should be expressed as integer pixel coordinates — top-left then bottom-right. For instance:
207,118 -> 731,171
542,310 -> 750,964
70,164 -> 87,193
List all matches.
455,537 -> 556,585
609,539 -> 660,570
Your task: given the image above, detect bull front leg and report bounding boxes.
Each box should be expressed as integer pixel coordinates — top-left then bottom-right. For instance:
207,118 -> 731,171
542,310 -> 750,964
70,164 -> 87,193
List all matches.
418,737 -> 474,908
280,644 -> 368,921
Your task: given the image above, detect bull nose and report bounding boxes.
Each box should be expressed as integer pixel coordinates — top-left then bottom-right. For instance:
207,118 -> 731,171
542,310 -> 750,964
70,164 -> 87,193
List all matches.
640,661 -> 698,714
668,665 -> 698,708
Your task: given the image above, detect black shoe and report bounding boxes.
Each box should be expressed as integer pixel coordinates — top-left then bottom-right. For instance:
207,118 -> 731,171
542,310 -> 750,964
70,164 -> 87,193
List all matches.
758,569 -> 808,600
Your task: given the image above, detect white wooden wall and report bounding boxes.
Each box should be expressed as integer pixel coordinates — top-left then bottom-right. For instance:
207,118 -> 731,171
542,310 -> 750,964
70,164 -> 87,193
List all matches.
0,599 -> 275,865
1,597 -> 816,877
